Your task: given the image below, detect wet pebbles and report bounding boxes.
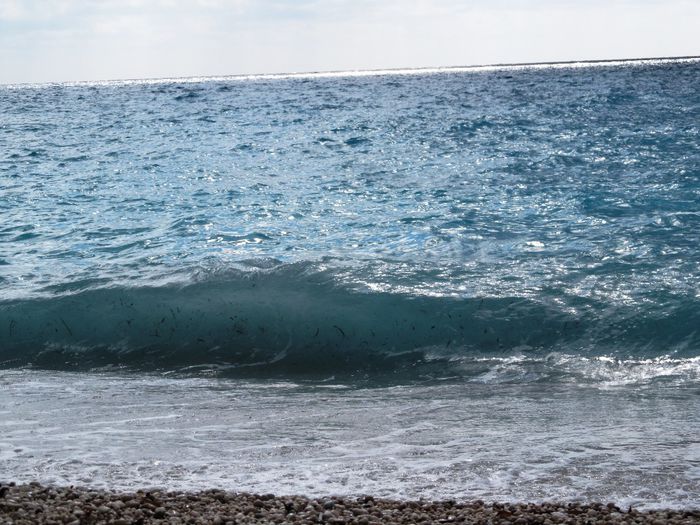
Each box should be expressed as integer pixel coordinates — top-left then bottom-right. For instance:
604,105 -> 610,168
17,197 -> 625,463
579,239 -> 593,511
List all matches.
1,482 -> 698,524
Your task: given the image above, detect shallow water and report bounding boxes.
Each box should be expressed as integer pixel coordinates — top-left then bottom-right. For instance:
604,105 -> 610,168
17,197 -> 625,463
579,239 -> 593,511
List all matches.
1,370 -> 698,509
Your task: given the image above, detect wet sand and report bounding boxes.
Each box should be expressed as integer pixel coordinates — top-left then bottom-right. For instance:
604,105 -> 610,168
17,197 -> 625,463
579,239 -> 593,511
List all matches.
1,482 -> 698,524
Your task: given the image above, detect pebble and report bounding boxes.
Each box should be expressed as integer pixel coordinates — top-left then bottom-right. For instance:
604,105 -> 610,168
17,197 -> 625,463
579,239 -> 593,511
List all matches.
0,482 -> 697,524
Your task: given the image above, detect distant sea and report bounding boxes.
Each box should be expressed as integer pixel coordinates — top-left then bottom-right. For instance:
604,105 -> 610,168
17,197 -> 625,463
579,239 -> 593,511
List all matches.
1,58 -> 699,508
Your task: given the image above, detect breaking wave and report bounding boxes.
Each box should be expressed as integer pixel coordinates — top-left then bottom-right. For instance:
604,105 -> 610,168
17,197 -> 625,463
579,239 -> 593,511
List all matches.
1,263 -> 698,383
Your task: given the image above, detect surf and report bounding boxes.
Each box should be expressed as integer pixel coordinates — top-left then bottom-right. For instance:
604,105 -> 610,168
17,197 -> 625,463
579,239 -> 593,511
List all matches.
1,262 -> 698,380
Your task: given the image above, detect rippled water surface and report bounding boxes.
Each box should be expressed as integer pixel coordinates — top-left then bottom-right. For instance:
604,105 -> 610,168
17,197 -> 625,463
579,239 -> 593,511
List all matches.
2,59 -> 699,295
1,59 -> 699,505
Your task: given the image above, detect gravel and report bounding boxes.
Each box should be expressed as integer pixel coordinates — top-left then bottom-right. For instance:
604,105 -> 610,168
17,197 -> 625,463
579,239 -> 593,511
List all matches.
1,482 -> 698,524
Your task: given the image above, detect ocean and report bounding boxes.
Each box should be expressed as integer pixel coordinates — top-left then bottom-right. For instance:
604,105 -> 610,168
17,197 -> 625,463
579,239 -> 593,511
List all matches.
1,58 -> 699,509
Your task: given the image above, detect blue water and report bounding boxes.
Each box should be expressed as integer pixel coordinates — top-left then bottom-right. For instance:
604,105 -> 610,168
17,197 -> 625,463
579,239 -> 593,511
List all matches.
1,59 -> 699,506
2,59 -> 700,380
0,57 -> 700,375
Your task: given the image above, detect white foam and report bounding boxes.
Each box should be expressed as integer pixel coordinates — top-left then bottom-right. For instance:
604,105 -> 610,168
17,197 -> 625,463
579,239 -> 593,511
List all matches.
2,369 -> 698,509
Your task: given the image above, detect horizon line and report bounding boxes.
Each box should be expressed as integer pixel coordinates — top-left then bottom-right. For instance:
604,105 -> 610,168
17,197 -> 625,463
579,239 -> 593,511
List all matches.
3,54 -> 699,88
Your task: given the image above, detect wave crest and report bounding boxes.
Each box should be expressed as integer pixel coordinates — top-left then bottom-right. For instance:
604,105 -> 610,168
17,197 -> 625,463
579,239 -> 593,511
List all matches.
1,263 -> 698,379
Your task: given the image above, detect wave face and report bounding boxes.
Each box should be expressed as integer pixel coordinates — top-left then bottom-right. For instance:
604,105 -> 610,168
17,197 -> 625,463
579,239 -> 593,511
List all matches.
1,263 -> 698,381
1,59 -> 699,381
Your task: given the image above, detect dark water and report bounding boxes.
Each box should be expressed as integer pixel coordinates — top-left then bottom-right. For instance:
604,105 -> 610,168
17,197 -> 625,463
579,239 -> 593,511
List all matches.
1,59 -> 699,506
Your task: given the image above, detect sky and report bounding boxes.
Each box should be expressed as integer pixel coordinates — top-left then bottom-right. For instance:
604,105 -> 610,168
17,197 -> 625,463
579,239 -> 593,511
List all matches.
0,0 -> 698,84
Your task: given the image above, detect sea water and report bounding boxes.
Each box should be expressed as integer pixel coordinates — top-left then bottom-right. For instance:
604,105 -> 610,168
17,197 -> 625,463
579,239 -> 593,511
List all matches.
1,58 -> 699,508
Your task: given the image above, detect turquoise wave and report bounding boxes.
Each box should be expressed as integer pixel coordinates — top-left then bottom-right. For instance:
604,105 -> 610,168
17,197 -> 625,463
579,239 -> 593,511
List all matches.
1,263 -> 698,378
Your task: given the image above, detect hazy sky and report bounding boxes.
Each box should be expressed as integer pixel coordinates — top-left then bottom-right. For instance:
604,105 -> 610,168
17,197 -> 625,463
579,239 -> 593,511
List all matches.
0,0 -> 698,84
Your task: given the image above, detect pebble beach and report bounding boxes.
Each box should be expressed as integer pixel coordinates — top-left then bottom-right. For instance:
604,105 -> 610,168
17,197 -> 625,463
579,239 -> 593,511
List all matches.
1,483 -> 698,525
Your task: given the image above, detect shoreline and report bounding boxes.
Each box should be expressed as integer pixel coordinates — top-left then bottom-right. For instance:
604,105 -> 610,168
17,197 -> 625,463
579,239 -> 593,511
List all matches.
1,483 -> 698,524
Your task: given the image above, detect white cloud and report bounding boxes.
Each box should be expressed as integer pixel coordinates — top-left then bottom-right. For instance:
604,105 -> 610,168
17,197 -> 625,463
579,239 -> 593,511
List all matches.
0,1 -> 24,20
1,0 -> 698,83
